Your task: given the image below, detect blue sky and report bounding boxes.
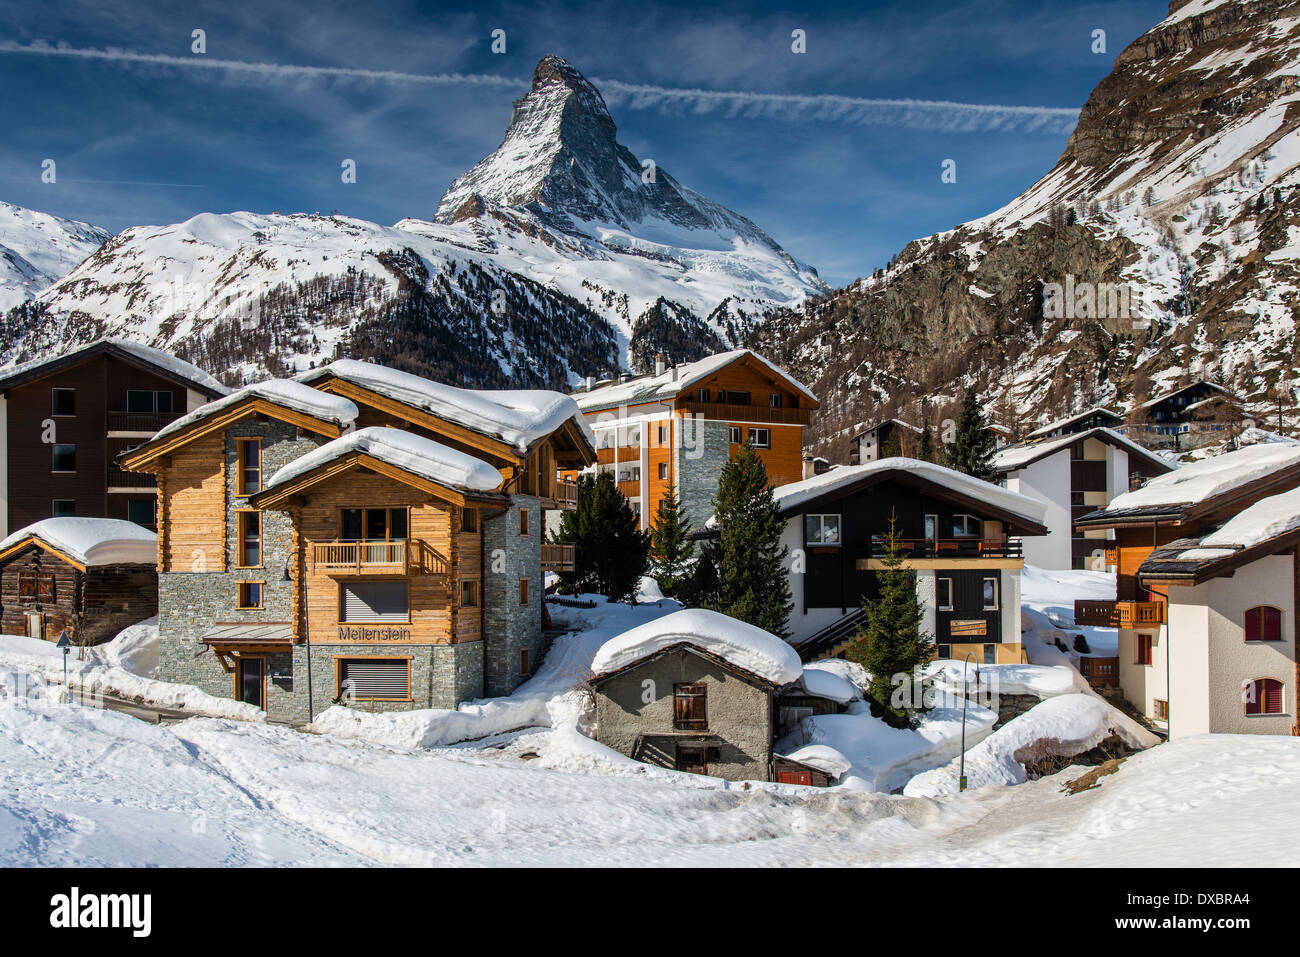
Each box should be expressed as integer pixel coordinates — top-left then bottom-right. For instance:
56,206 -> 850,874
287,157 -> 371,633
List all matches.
0,0 -> 1168,287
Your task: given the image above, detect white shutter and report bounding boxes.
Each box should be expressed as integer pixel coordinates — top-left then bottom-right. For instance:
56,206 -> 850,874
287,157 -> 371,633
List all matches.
341,581 -> 408,622
340,659 -> 410,700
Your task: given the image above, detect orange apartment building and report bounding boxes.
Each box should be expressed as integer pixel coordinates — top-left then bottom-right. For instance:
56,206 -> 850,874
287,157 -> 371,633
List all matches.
570,350 -> 819,529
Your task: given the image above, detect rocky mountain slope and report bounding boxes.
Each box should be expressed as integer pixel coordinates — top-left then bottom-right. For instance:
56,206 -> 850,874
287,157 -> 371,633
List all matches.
0,201 -> 109,313
753,0 -> 1300,457
0,56 -> 824,389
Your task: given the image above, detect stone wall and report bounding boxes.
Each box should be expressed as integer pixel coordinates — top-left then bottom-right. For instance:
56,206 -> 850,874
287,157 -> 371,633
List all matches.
481,495 -> 544,698
676,418 -> 730,530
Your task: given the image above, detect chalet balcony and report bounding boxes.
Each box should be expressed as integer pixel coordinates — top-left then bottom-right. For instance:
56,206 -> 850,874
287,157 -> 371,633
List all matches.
1074,600 -> 1165,628
310,539 -> 449,576
867,538 -> 1024,560
107,410 -> 184,434
678,400 -> 812,426
541,543 -> 576,572
552,479 -> 578,509
107,467 -> 156,489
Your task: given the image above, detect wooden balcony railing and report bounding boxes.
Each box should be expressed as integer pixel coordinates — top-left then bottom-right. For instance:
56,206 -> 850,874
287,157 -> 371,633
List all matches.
867,538 -> 1024,559
541,543 -> 576,572
1078,656 -> 1120,688
678,400 -> 812,426
1074,600 -> 1165,628
553,479 -> 578,508
309,539 -> 449,577
107,410 -> 184,433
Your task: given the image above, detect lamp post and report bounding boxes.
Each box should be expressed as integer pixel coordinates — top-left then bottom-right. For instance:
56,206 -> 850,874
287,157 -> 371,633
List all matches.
56,629 -> 70,690
958,652 -> 980,792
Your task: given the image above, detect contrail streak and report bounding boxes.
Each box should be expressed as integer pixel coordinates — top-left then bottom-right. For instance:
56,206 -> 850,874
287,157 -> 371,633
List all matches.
0,41 -> 1078,133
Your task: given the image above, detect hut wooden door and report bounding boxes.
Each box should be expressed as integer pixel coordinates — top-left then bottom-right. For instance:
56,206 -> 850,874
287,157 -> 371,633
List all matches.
24,612 -> 43,640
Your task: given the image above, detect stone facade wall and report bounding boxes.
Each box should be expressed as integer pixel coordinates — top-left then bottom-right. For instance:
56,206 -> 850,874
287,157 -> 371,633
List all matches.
481,495 -> 544,698
675,418 -> 730,530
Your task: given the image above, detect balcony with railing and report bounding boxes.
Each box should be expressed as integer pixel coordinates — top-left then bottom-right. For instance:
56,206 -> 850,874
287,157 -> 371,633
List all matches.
310,539 -> 449,576
107,410 -> 185,434
678,400 -> 811,426
552,479 -> 578,509
541,543 -> 576,572
1074,600 -> 1165,628
867,537 -> 1024,560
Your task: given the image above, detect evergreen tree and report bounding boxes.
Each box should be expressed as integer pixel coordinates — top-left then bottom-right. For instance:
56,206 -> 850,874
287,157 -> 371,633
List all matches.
918,422 -> 935,463
680,539 -> 721,608
709,442 -> 793,637
649,487 -> 694,597
845,513 -> 933,728
879,426 -> 903,459
553,472 -> 649,602
945,387 -> 998,481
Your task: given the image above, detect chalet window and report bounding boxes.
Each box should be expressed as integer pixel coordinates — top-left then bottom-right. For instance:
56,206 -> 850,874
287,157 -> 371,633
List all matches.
983,643 -> 996,664
937,644 -> 951,660
127,499 -> 156,527
236,582 -> 263,609
1153,699 -> 1169,721
726,391 -> 751,405
658,462 -> 669,480
1245,678 -> 1285,716
657,425 -> 668,445
51,388 -> 75,416
462,508 -> 478,532
770,393 -> 783,408
1136,633 -> 1153,666
17,572 -> 55,602
126,390 -> 174,414
236,439 -> 262,496
729,426 -> 742,444
341,508 -> 408,541
674,683 -> 708,731
520,648 -> 531,677
698,388 -> 710,403
519,578 -> 530,605
1245,605 -> 1283,642
804,513 -> 841,546
618,467 -> 640,483
461,580 -> 478,607
1070,443 -> 1085,460
339,658 -> 411,701
749,428 -> 771,449
52,500 -> 75,518
236,511 -> 261,567
936,577 -> 953,611
952,514 -> 981,538
924,514 -> 938,541
340,581 -> 409,622
519,508 -> 529,536
982,578 -> 999,610
51,444 -> 76,473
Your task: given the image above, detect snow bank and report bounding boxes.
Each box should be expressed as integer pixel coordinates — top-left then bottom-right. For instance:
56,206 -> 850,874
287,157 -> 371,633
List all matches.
904,693 -> 1158,797
1105,444 -> 1300,510
299,359 -> 593,453
153,379 -> 358,443
263,426 -> 502,494
0,517 -> 156,566
95,617 -> 160,677
590,608 -> 803,685
927,660 -> 1088,698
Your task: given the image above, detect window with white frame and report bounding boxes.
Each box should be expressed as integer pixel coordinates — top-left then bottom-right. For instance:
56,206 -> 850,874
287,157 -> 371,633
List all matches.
952,514 -> 981,537
804,513 -> 841,545
936,577 -> 953,611
982,577 -> 999,610
749,428 -> 771,448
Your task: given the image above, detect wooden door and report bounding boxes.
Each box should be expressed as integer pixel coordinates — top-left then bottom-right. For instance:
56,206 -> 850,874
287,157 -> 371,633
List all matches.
675,744 -> 708,775
238,657 -> 265,710
777,769 -> 812,785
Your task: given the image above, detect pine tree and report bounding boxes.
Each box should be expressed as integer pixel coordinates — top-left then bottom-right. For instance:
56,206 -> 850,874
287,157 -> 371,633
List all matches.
945,387 -> 998,481
844,513 -> 933,728
553,472 -> 650,602
649,487 -> 694,597
918,422 -> 935,463
709,442 -> 793,637
680,539 -> 721,608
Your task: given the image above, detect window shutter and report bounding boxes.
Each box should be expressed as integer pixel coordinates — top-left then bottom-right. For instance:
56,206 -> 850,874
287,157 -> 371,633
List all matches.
341,581 -> 408,622
340,659 -> 410,700
1265,606 -> 1282,642
1246,606 -> 1261,641
1265,679 -> 1284,714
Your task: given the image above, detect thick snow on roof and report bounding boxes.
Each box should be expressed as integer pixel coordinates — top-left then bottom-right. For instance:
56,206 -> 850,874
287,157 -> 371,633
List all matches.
778,745 -> 853,779
0,518 -> 156,566
574,349 -> 816,412
798,665 -> 859,704
763,457 -> 1048,526
1026,406 -> 1120,439
1104,444 -> 1300,511
591,608 -> 803,685
1201,486 -> 1300,550
0,337 -> 228,395
153,379 -> 359,444
994,427 -> 1167,472
264,426 -> 503,494
299,359 -> 591,454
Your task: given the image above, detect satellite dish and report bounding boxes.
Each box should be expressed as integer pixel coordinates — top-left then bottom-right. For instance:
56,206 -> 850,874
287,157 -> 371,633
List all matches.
56,631 -> 71,649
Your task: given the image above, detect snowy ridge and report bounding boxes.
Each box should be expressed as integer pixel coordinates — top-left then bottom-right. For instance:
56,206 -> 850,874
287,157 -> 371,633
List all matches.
0,200 -> 109,312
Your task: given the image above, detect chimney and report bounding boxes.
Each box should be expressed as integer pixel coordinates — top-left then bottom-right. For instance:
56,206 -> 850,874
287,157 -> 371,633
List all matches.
671,364 -> 679,382
585,375 -> 596,391
654,353 -> 666,376
619,372 -> 632,384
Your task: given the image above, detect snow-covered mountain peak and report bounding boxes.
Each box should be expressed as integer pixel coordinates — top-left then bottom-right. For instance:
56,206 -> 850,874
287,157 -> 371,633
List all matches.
0,200 -> 109,312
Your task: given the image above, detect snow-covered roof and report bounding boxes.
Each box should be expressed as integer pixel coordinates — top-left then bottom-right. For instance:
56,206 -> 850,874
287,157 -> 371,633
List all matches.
151,379 -> 359,444
0,518 -> 156,566
994,427 -> 1171,473
1139,379 -> 1233,410
777,745 -> 852,779
755,457 -> 1048,528
854,418 -> 921,438
0,337 -> 228,395
574,349 -> 817,413
590,608 -> 803,685
1201,486 -> 1300,550
298,359 -> 593,455
263,426 -> 504,495
1026,406 -> 1122,439
798,666 -> 858,704
1103,444 -> 1300,511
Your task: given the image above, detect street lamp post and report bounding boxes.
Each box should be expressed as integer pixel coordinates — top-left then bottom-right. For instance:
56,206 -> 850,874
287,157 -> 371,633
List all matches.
958,652 -> 980,792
